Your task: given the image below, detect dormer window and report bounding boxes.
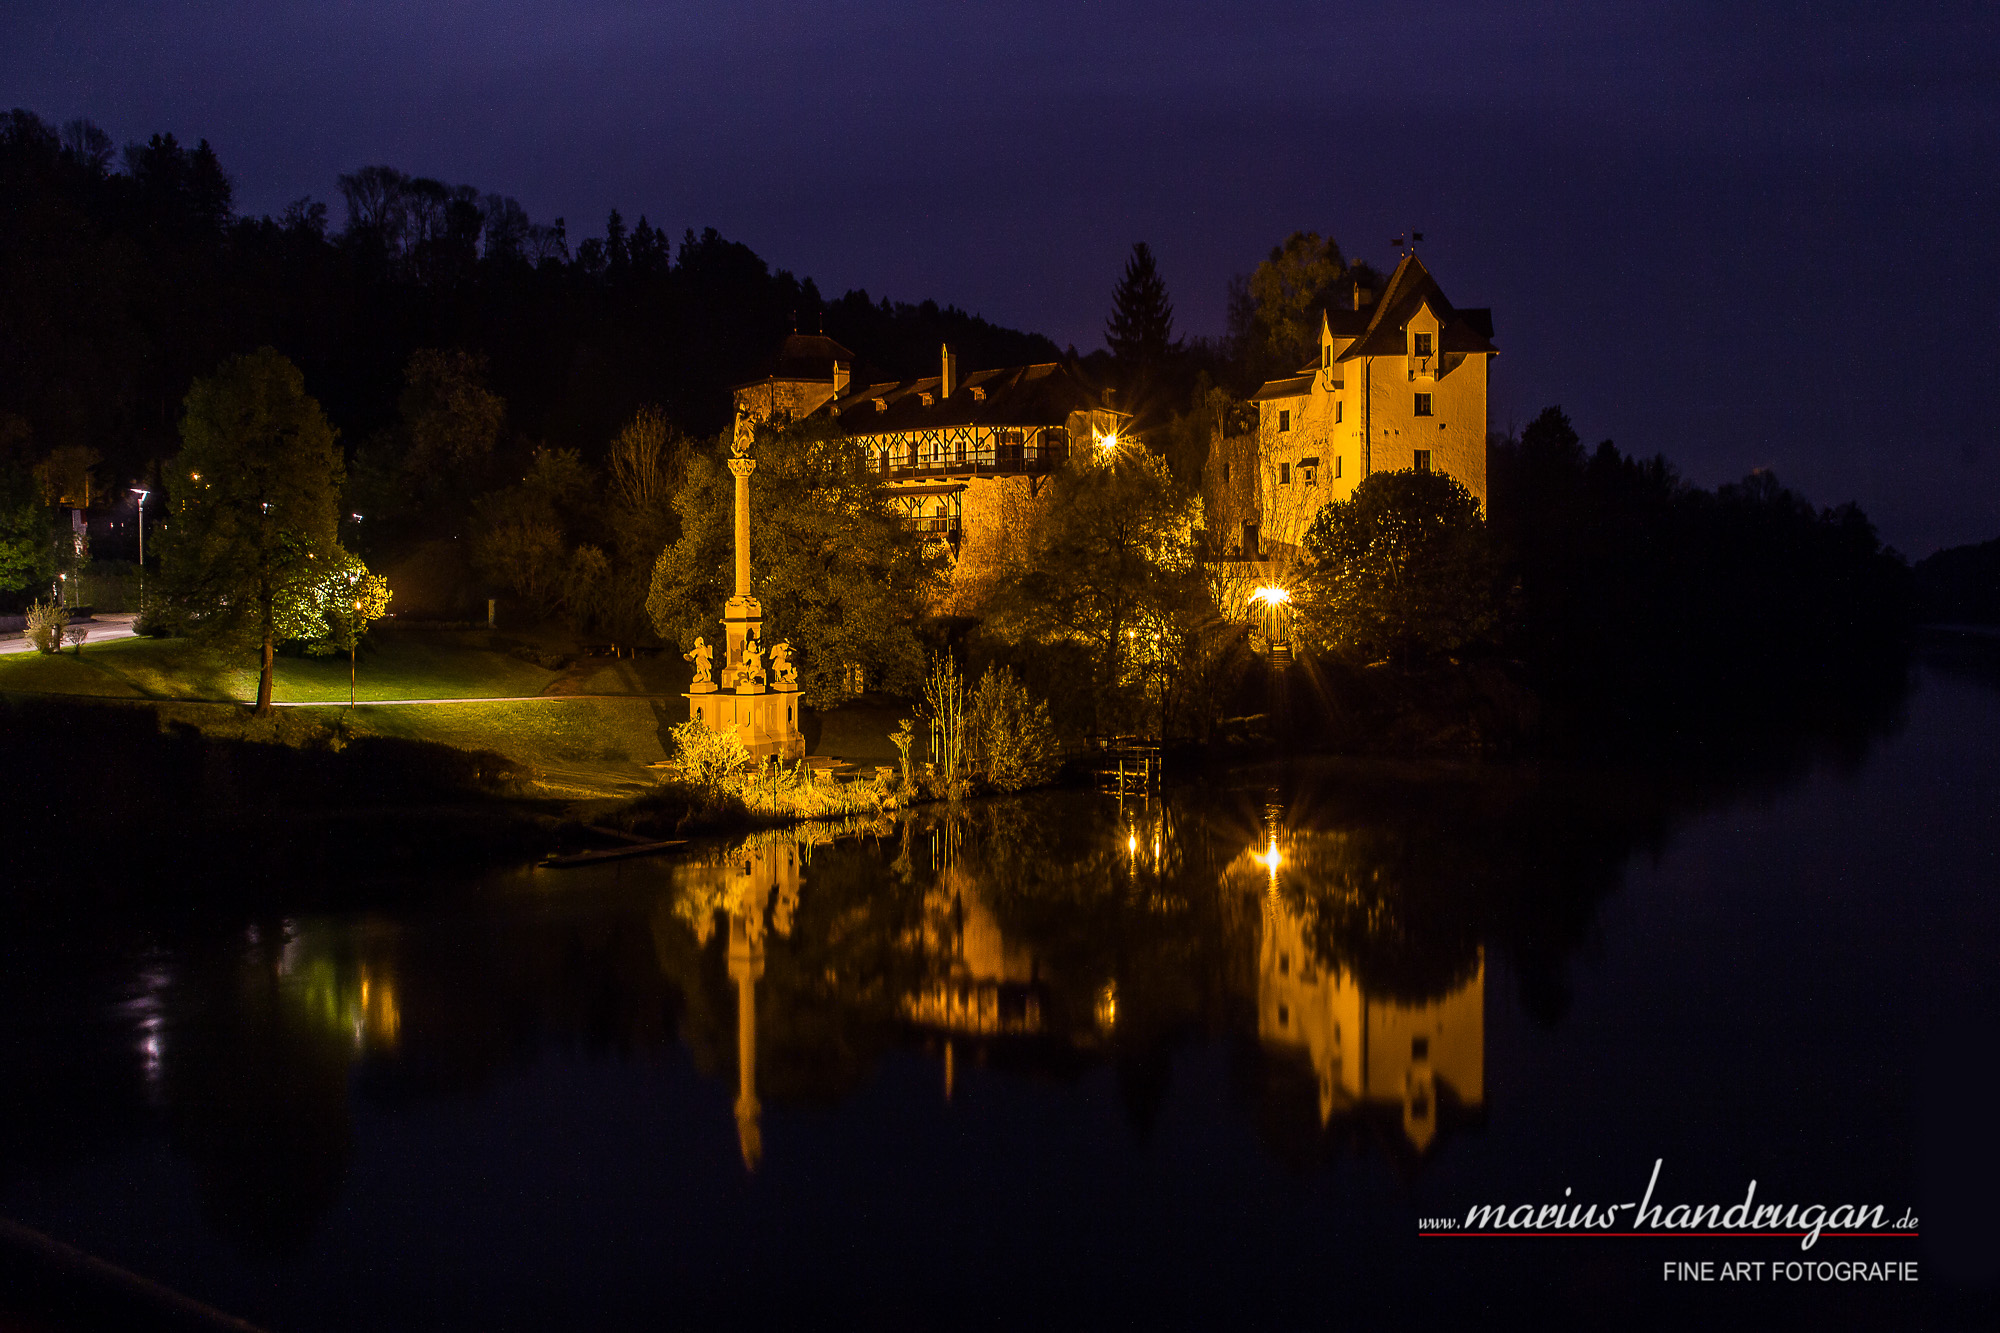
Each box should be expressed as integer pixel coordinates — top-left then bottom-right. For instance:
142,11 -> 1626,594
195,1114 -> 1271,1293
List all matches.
1413,332 -> 1433,357
970,385 -> 986,401
919,392 -> 934,407
872,398 -> 887,412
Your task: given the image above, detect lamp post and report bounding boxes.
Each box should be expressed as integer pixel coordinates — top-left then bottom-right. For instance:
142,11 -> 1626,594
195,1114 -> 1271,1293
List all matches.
130,488 -> 149,566
350,598 -> 361,707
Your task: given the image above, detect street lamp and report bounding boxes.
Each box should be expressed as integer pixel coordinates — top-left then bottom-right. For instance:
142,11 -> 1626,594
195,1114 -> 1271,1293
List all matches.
350,598 -> 361,707
130,488 -> 149,566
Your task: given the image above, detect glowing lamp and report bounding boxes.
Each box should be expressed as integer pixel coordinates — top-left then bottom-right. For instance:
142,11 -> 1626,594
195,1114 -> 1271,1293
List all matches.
1249,585 -> 1291,608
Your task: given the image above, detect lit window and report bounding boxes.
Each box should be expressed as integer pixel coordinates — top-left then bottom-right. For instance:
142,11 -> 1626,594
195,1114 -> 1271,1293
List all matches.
1414,450 -> 1432,472
1278,409 -> 1291,432
1413,332 -> 1433,357
1414,393 -> 1433,416
1279,461 -> 1291,485
1334,401 -> 1343,424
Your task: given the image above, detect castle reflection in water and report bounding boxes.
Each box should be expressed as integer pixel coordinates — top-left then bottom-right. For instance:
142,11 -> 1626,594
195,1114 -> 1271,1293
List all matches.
665,798 -> 1486,1171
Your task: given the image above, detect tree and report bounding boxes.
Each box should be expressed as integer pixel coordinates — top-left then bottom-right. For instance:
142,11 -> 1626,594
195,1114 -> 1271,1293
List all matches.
984,443 -> 1199,732
1227,231 -> 1381,383
1104,242 -> 1178,368
292,552 -> 392,706
1294,469 -> 1499,665
0,445 -> 53,596
647,421 -> 945,706
160,349 -> 345,713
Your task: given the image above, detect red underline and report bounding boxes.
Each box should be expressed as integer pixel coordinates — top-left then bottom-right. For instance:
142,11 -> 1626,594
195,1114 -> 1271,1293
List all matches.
1416,1224 -> 1912,1232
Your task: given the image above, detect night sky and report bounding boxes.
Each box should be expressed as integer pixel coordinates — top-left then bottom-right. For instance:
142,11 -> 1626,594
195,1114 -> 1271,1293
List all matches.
5,1 -> 1996,555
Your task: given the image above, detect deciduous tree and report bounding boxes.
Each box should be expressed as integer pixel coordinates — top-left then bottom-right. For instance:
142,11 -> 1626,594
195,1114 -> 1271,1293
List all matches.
160,348 -> 345,712
1295,469 -> 1498,665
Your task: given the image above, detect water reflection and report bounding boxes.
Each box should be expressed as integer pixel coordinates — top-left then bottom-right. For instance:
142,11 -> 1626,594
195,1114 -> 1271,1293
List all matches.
3,716 -> 1918,1257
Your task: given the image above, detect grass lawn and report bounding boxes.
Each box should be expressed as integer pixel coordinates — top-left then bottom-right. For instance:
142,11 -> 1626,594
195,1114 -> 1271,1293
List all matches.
4,625 -> 916,802
0,627 -> 564,703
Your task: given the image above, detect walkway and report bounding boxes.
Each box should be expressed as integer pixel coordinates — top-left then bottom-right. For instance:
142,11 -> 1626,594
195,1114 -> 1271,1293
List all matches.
0,612 -> 140,657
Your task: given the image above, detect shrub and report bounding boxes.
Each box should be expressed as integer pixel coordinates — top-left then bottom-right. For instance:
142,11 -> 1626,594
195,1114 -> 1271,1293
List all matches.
969,666 -> 1061,792
670,718 -> 751,793
24,599 -> 66,654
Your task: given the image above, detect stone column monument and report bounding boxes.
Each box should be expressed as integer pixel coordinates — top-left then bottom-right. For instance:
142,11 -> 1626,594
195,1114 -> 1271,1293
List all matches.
684,415 -> 805,758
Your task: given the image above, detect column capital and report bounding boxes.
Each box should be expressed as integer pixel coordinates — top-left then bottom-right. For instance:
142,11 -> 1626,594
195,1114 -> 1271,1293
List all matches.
728,457 -> 758,479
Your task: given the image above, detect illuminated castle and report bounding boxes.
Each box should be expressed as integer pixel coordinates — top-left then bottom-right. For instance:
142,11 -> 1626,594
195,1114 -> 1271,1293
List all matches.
1213,252 -> 1497,561
734,339 -> 1125,611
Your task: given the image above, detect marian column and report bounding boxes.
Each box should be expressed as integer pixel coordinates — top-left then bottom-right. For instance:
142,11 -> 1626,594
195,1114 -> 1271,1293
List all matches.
684,413 -> 804,759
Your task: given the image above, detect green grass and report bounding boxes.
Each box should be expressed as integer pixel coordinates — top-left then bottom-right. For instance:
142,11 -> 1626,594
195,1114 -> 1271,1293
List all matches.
0,627 -> 565,703
1,625 -> 914,804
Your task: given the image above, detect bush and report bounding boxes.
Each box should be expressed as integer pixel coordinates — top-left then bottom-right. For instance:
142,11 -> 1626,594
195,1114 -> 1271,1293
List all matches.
24,599 -> 65,654
969,665 -> 1061,792
670,718 -> 751,792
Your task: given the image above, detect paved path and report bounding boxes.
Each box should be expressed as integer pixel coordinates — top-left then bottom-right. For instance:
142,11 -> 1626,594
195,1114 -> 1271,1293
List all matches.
0,612 -> 140,657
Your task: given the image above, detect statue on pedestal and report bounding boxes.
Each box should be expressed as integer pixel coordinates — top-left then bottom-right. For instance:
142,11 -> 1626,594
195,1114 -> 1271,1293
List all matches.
772,641 -> 797,689
685,636 -> 715,690
740,633 -> 766,688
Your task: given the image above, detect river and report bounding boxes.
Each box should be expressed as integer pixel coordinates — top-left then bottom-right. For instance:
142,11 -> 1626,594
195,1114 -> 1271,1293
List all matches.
2,655 -> 1993,1327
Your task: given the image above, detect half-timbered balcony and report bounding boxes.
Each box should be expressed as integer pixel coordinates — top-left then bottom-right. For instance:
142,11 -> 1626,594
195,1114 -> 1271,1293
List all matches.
868,429 -> 1069,482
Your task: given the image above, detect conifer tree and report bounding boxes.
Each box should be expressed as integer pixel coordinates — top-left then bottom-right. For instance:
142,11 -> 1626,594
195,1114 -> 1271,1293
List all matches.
1104,242 -> 1179,367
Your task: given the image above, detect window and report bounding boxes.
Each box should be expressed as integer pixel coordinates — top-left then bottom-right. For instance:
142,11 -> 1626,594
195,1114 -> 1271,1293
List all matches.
1221,461 -> 1231,483
1278,408 -> 1291,432
1279,461 -> 1291,485
1334,400 -> 1343,424
1414,392 -> 1433,416
1412,1035 -> 1429,1060
1334,456 -> 1343,479
1278,1005 -> 1290,1027
1414,449 -> 1432,472
1322,344 -> 1332,368
1413,331 -> 1433,357
1300,456 -> 1318,486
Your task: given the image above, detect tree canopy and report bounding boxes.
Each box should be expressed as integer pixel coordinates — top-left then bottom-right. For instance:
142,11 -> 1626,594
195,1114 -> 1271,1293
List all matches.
646,422 -> 945,706
159,348 -> 347,711
1296,469 -> 1499,664
1104,242 -> 1178,367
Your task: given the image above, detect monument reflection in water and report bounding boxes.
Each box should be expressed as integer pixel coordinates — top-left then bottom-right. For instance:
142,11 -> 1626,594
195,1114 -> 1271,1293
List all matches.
661,792 -> 1486,1171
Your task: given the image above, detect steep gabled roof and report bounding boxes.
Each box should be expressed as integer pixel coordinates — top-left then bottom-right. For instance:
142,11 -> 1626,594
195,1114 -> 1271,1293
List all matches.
1250,254 -> 1497,399
832,361 -> 1120,436
1334,253 -> 1497,362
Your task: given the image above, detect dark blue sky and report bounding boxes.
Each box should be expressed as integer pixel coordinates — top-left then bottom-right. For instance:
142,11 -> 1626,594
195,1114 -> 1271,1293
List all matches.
5,1 -> 1996,554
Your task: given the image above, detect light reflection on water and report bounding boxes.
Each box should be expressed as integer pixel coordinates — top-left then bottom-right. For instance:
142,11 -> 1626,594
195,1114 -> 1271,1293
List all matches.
5,660 -> 1991,1325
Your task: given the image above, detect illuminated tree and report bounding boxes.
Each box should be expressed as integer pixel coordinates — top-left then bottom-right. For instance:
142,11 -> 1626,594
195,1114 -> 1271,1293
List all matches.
647,421 -> 944,706
160,348 -> 344,713
985,444 -> 1200,732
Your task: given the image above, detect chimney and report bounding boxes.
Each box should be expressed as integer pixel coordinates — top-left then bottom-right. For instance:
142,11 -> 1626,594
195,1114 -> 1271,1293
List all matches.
941,343 -> 958,398
832,360 -> 849,396
1353,283 -> 1374,311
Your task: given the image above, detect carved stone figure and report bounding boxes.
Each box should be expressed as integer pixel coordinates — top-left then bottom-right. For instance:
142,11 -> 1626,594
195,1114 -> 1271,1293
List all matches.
685,636 -> 714,687
772,641 -> 797,688
731,406 -> 754,458
740,633 -> 766,684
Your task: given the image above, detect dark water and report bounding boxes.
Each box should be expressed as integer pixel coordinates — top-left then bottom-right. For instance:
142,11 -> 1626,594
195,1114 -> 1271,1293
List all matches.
3,662 -> 1995,1329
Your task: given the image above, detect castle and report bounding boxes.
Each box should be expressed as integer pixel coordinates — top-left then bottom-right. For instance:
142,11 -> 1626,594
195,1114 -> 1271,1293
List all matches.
733,336 -> 1125,611
1209,251 -> 1497,562
735,250 -> 1493,593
